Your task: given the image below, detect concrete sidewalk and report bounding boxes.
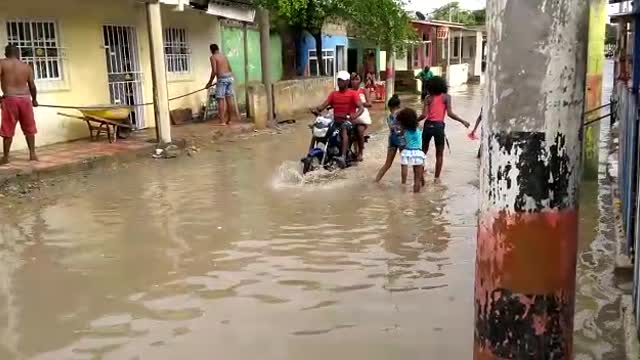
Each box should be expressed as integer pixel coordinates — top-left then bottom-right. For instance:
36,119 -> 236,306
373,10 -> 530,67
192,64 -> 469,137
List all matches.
0,121 -> 254,188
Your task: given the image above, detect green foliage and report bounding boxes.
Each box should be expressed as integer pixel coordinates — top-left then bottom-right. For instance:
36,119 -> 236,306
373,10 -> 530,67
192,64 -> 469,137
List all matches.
347,0 -> 416,53
430,2 -> 485,26
256,0 -> 345,32
257,0 -> 415,70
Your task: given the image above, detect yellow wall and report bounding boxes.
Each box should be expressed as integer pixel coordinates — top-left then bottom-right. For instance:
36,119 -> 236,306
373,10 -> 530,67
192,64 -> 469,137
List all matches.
0,0 -> 220,151
162,7 -> 220,114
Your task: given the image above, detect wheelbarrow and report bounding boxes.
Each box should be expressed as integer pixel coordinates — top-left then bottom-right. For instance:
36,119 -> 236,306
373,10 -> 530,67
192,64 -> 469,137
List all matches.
58,106 -> 133,143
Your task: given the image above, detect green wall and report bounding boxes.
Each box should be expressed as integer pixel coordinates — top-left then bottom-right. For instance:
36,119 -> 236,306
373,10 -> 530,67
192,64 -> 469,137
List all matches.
222,26 -> 283,105
270,35 -> 283,83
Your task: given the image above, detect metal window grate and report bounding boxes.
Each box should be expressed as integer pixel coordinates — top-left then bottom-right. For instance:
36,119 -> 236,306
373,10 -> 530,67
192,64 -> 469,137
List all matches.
6,20 -> 64,80
103,25 -> 145,128
164,28 -> 191,74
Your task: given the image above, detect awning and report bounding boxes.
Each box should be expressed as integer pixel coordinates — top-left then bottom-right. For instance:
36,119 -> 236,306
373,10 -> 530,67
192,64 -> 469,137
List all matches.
159,0 -> 189,11
610,11 -> 640,20
165,0 -> 256,22
206,1 -> 256,22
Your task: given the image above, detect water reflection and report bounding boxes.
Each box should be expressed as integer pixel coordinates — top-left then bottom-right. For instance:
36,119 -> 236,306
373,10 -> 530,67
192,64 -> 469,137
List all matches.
0,78 -> 624,359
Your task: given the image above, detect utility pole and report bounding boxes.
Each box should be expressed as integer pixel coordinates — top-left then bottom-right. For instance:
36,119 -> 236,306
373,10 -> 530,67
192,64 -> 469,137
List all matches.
584,0 -> 608,179
145,0 -> 172,144
257,7 -> 274,125
474,0 -> 589,358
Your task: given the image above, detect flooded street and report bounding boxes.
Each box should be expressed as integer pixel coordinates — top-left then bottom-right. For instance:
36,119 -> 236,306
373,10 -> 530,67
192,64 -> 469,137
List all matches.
0,74 -> 626,359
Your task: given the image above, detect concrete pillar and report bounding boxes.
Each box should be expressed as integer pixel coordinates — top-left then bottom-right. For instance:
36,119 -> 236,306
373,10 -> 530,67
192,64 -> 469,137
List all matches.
474,31 -> 483,77
385,50 -> 395,103
459,31 -> 463,64
243,22 -> 250,117
583,0 -> 608,180
474,0 -> 589,358
145,0 -> 172,144
447,29 -> 451,67
257,7 -> 274,125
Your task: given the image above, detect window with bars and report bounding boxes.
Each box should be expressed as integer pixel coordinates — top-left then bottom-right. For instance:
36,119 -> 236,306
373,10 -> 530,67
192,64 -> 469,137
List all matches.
308,50 -> 335,76
6,20 -> 64,80
164,28 -> 191,74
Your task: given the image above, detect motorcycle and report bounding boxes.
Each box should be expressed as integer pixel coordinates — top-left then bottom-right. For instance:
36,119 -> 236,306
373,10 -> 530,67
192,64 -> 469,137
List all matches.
301,110 -> 358,175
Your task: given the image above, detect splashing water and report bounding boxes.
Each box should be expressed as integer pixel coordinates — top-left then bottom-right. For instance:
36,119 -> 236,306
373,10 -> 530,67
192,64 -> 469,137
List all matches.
271,160 -> 353,190
272,161 -> 305,187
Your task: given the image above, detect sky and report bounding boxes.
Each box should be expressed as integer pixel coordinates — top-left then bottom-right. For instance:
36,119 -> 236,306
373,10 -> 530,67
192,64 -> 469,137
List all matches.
405,0 -> 486,14
406,0 -> 619,16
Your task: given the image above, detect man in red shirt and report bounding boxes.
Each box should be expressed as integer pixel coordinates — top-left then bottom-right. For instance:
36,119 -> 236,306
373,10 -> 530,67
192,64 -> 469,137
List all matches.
313,71 -> 364,163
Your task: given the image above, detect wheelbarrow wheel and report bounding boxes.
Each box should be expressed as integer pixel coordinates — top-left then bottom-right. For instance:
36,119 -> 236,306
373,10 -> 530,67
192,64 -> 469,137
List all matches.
117,127 -> 131,139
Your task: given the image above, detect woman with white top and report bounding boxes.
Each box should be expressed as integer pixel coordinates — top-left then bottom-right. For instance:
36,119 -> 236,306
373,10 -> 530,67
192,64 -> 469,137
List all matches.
350,73 -> 372,161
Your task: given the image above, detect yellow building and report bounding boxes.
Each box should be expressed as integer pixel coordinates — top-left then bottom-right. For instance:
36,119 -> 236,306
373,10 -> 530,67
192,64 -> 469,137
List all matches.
0,0 -> 253,150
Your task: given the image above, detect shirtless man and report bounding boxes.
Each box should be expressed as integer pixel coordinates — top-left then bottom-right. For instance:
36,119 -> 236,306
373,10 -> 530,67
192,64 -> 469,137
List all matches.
364,51 -> 377,88
206,43 -> 238,125
0,44 -> 38,165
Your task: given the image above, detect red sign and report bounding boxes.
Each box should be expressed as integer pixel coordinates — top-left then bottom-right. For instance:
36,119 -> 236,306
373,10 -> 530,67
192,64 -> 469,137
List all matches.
437,28 -> 449,39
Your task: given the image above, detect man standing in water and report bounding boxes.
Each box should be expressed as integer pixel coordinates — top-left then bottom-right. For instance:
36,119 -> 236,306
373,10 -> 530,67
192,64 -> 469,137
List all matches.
0,44 -> 38,165
363,51 -> 377,88
206,44 -> 238,125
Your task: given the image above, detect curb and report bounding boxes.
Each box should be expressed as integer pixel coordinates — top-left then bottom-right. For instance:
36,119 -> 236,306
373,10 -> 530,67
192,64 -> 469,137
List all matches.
0,142 -> 156,190
622,295 -> 640,360
0,122 -> 256,191
613,183 -> 635,275
608,143 -> 634,274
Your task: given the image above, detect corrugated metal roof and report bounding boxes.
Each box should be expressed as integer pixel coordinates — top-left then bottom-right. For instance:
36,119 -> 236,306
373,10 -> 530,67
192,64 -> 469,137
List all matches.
411,19 -> 466,29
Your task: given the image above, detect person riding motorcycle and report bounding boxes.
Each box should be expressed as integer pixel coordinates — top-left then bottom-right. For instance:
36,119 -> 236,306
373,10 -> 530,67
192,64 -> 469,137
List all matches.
311,71 -> 364,165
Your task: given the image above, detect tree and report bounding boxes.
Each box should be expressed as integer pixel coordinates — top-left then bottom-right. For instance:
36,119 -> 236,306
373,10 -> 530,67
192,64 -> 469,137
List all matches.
429,2 -> 485,26
348,0 -> 415,99
257,0 -> 347,76
348,0 -> 415,55
470,9 -> 486,25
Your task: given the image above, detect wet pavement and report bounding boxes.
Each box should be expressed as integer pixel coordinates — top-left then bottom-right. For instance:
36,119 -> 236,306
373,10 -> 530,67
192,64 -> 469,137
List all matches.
0,70 -> 627,359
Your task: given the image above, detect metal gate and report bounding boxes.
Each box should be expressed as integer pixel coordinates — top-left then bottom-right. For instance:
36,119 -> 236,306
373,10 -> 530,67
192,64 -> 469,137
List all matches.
103,25 -> 144,128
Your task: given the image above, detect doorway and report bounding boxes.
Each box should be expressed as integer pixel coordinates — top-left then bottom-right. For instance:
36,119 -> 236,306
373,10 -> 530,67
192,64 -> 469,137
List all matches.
103,25 -> 145,128
347,48 -> 358,74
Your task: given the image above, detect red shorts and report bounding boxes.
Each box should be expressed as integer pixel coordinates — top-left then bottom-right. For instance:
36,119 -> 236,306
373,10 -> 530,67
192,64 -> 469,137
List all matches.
1,96 -> 37,138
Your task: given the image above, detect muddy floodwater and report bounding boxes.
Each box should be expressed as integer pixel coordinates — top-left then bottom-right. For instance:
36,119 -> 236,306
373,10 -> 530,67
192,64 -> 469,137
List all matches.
0,71 -> 627,359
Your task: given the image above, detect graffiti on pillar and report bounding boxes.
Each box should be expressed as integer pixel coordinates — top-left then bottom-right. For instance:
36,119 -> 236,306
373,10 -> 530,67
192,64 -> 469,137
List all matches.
476,131 -> 579,359
475,288 -> 573,359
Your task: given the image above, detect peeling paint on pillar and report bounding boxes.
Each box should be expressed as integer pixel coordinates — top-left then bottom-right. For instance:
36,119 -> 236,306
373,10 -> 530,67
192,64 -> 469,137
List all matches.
475,0 -> 589,358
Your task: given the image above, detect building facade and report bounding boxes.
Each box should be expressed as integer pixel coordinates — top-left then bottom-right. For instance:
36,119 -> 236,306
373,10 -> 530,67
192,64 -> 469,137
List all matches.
393,20 -> 486,91
297,23 -> 349,78
610,0 -> 640,340
0,0 -> 266,151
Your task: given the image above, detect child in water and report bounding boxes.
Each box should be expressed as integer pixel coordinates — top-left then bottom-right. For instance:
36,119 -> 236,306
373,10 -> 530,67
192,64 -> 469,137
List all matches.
375,94 -> 404,183
419,76 -> 470,180
397,108 -> 426,193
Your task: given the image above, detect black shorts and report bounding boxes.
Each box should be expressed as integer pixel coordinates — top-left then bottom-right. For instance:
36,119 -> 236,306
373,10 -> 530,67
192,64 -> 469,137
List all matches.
422,121 -> 445,153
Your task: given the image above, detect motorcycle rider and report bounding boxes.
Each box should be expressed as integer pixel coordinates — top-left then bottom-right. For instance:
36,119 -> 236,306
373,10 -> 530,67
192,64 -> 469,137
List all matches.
312,71 -> 364,165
